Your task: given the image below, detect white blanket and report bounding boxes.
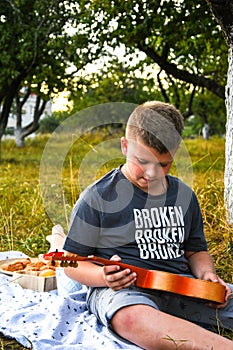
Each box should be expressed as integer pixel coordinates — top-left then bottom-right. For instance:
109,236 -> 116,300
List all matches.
0,251 -> 141,350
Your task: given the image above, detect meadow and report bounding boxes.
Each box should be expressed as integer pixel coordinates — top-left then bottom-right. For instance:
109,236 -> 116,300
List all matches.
0,132 -> 233,348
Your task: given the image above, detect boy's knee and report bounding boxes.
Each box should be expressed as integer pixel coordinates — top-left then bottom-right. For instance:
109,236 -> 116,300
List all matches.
111,305 -> 138,335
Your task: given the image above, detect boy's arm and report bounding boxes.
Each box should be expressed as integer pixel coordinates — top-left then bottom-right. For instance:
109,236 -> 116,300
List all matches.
185,250 -> 216,280
186,250 -> 231,306
64,255 -> 137,290
64,261 -> 107,287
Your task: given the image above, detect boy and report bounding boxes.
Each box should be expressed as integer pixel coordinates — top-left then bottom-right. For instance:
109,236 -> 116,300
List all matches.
63,101 -> 233,349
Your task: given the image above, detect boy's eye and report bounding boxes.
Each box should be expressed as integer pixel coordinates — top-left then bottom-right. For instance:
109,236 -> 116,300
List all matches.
136,158 -> 172,167
136,158 -> 148,165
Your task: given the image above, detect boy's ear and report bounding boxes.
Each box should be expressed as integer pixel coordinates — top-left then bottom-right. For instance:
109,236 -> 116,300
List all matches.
121,137 -> 128,156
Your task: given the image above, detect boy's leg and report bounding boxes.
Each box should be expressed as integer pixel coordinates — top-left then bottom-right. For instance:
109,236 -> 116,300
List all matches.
111,304 -> 233,350
161,283 -> 233,331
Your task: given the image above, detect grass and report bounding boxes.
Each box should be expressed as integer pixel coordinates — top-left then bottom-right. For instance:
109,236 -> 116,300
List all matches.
0,132 -> 233,348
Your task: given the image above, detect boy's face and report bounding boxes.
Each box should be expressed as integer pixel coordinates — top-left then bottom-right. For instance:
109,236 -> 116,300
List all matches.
121,136 -> 176,193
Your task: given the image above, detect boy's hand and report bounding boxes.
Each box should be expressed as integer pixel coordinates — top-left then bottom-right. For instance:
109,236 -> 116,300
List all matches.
202,271 -> 232,309
103,255 -> 137,291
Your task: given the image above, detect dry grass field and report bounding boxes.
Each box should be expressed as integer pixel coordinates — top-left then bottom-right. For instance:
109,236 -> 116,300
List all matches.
0,133 -> 232,348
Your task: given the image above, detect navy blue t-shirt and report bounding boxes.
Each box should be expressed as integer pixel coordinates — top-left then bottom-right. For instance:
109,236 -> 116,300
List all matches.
63,166 -> 207,274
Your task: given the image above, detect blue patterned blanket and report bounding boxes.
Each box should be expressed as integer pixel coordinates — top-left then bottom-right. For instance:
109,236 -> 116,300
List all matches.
0,251 -> 140,350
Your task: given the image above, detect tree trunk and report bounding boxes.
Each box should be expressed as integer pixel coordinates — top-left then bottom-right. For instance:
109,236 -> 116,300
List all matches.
206,0 -> 233,223
14,93 -> 47,147
224,45 -> 233,223
15,128 -> 26,148
14,120 -> 41,147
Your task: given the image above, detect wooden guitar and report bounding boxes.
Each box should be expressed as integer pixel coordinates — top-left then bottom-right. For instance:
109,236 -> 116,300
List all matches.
43,251 -> 226,304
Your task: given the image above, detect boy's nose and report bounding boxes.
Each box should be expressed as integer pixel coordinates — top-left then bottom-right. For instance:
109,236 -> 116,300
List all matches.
144,166 -> 157,179
144,165 -> 163,179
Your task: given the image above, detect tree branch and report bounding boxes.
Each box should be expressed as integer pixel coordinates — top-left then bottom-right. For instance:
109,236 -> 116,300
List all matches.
137,42 -> 225,99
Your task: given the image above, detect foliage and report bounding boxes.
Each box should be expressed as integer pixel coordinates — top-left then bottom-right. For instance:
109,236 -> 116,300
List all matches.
68,58 -> 162,113
0,0 -> 101,140
192,91 -> 226,135
38,111 -> 70,134
66,57 -> 227,135
0,0 -> 229,143
62,0 -> 227,134
183,91 -> 226,138
77,0 -> 227,99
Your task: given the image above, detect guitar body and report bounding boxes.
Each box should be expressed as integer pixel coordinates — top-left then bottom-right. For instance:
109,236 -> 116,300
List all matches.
135,269 -> 225,303
43,251 -> 226,303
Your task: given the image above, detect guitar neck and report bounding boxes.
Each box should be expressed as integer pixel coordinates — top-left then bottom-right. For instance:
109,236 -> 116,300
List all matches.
44,252 -> 145,274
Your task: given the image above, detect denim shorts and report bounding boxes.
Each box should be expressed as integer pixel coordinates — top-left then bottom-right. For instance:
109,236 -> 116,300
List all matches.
87,284 -> 233,332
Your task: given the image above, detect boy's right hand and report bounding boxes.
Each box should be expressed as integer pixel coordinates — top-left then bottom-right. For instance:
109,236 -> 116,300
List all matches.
103,255 -> 137,291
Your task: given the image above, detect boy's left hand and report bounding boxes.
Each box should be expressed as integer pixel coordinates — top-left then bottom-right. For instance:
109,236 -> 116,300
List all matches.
202,271 -> 232,308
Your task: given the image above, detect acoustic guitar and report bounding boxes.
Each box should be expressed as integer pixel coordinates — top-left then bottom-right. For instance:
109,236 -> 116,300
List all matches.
43,251 -> 226,304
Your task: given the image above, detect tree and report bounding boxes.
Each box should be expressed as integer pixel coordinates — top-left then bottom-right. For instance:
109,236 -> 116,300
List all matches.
14,87 -> 48,147
76,0 -> 228,123
0,0 -> 102,148
206,0 -> 233,224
